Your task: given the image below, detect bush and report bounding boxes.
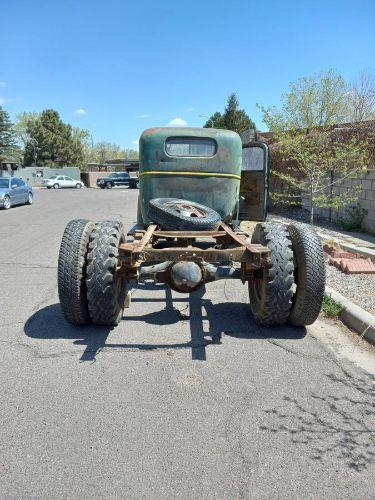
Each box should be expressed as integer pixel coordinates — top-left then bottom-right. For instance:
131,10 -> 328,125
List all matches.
322,293 -> 343,318
337,204 -> 368,232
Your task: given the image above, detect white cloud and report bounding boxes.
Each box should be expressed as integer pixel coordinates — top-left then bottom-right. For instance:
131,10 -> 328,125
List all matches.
168,117 -> 187,126
186,107 -> 195,112
131,140 -> 139,145
0,98 -> 4,105
0,81 -> 5,87
74,108 -> 87,115
138,113 -> 149,119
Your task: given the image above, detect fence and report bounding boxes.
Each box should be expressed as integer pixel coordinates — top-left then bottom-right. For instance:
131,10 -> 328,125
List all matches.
0,166 -> 81,187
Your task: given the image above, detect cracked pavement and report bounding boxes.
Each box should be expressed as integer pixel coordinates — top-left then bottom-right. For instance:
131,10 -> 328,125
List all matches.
0,188 -> 374,499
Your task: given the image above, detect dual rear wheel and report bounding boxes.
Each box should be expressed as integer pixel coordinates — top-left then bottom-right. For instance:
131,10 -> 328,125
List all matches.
248,222 -> 325,326
58,219 -> 127,326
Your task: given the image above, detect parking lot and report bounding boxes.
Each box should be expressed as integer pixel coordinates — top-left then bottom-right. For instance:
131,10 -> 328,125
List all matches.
0,188 -> 374,498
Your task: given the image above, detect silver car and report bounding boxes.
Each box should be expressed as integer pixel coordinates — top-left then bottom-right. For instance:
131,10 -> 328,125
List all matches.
0,177 -> 33,210
42,175 -> 84,189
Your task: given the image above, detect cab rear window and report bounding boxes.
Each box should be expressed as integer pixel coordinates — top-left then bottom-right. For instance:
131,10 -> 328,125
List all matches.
165,137 -> 217,157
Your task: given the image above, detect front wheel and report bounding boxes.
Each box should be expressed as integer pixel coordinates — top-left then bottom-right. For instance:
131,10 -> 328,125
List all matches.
26,192 -> 33,205
53,183 -> 60,189
86,220 -> 127,325
106,182 -> 112,189
76,183 -> 82,189
287,223 -> 325,326
248,223 -> 294,326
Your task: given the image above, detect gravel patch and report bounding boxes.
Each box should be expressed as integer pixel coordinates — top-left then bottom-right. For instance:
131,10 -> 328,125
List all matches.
325,264 -> 375,316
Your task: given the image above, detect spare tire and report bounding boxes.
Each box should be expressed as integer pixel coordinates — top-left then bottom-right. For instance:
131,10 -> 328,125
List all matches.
148,198 -> 221,231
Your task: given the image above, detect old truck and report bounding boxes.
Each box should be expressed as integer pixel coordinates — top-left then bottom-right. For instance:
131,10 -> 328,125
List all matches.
57,127 -> 325,328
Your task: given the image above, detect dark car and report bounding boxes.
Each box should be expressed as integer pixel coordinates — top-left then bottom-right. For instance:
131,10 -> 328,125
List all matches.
0,177 -> 33,210
97,172 -> 139,189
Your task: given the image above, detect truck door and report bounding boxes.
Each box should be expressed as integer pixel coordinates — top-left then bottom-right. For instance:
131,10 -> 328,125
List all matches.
239,142 -> 269,222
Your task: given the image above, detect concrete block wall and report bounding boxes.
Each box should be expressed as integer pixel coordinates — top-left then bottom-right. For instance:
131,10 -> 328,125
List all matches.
309,167 -> 375,234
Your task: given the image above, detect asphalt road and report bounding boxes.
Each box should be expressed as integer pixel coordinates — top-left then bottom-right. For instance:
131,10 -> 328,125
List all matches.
0,188 -> 374,499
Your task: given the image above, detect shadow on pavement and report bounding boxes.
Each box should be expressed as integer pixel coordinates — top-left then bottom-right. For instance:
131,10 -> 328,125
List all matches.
260,371 -> 375,472
24,282 -> 306,362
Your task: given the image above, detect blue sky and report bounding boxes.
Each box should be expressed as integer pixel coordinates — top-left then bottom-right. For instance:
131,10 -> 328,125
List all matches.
1,0 -> 375,148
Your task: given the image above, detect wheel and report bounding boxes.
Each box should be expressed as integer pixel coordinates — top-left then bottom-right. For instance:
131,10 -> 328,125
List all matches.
2,195 -> 11,210
248,223 -> 294,326
26,192 -> 33,205
287,223 -> 325,326
53,183 -> 60,189
148,198 -> 221,231
58,219 -> 95,325
106,182 -> 112,189
47,186 -> 51,189
86,220 -> 127,325
76,183 -> 82,189
135,180 -> 139,189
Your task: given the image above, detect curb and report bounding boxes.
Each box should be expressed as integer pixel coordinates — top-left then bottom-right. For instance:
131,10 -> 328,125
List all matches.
325,286 -> 375,345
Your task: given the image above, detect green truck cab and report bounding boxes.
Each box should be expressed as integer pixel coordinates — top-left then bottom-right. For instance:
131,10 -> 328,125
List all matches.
137,127 -> 269,227
57,127 -> 325,331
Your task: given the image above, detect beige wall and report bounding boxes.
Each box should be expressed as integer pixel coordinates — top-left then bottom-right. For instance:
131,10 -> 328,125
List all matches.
307,167 -> 375,234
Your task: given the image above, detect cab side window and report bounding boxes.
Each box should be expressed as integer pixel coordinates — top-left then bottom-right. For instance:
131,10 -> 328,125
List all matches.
242,147 -> 265,172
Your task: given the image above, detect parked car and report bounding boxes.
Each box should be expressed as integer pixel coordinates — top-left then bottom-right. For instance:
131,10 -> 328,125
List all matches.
96,172 -> 139,189
0,177 -> 33,210
42,175 -> 84,189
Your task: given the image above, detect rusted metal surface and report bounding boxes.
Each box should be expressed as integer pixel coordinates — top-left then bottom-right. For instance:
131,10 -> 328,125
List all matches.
219,222 -> 269,255
136,246 -> 248,263
118,222 -> 270,276
132,224 -> 157,252
153,230 -> 226,238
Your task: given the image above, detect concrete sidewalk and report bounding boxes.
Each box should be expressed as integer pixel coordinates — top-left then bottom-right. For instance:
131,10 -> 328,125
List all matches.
270,214 -> 375,261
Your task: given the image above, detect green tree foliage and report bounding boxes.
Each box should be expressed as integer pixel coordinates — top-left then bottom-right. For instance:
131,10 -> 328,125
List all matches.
203,93 -> 255,135
345,69 -> 375,123
273,128 -> 371,224
84,141 -> 139,164
14,112 -> 39,148
23,109 -> 88,167
259,70 -> 348,131
0,105 -> 19,162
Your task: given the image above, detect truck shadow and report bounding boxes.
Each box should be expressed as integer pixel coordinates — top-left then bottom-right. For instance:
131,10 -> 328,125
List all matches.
24,283 -> 306,362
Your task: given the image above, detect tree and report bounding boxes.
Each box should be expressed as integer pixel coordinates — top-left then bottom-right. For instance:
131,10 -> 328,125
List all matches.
0,105 -> 18,162
273,127 -> 371,224
84,141 -> 139,164
344,69 -> 375,123
259,70 -> 348,131
23,109 -> 87,167
203,93 -> 255,135
14,112 -> 39,148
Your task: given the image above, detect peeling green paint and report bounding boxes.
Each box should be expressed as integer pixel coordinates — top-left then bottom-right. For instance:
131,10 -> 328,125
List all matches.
138,127 -> 242,225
